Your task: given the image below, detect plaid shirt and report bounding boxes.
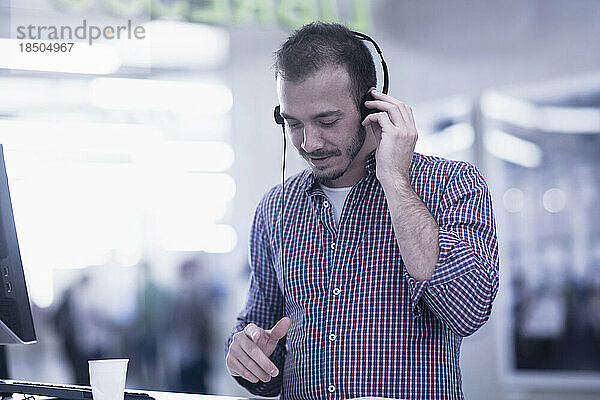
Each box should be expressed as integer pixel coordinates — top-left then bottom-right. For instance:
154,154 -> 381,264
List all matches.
227,152 -> 499,400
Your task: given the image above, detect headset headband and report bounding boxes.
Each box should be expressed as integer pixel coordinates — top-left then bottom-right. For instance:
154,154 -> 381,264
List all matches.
350,30 -> 389,95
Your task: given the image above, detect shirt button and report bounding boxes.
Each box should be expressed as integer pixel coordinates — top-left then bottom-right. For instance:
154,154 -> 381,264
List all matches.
333,287 -> 341,296
328,385 -> 336,393
330,242 -> 336,250
323,200 -> 330,208
329,333 -> 336,342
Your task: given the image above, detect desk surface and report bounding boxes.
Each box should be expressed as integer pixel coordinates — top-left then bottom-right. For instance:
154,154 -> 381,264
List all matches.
9,391 -> 392,400
148,392 -> 393,400
0,380 -> 264,400
146,391 -> 263,400
6,391 -> 264,400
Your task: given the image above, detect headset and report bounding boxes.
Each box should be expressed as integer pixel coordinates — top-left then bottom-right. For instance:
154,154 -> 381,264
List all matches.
274,31 -> 389,127
271,30 -> 389,309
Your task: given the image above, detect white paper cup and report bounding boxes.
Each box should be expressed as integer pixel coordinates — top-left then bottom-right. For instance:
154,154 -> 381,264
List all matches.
88,359 -> 129,400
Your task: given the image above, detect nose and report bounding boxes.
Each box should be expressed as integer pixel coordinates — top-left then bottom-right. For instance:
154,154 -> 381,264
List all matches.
301,124 -> 324,154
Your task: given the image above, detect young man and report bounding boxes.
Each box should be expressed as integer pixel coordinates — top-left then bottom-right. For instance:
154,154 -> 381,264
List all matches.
226,22 -> 499,399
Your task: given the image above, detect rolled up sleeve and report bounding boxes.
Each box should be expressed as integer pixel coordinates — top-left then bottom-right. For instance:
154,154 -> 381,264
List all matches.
225,205 -> 286,396
405,163 -> 500,337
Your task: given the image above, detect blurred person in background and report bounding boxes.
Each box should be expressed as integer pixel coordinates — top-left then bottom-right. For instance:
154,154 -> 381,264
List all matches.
126,261 -> 170,388
586,270 -> 600,359
0,347 -> 8,378
52,273 -> 118,384
226,22 -> 499,399
165,257 -> 215,393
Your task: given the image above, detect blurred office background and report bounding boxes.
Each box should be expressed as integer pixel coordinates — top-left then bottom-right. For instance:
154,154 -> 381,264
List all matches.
0,0 -> 599,399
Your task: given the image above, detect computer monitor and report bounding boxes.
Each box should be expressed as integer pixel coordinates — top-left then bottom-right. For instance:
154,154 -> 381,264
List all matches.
0,144 -> 36,344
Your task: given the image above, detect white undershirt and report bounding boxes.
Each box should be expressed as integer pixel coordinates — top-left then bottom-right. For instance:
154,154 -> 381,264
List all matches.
319,184 -> 352,228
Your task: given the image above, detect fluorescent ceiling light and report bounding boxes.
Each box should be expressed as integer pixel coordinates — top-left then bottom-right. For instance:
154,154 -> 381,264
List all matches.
414,95 -> 472,124
114,20 -> 229,69
0,119 -> 162,155
158,223 -> 237,253
481,91 -> 600,134
145,171 -> 235,223
149,141 -> 234,172
492,71 -> 600,105
154,173 -> 236,202
416,122 -> 475,156
158,200 -> 228,224
11,161 -> 142,277
0,38 -> 121,74
89,77 -> 233,114
483,129 -> 543,168
0,78 -> 83,109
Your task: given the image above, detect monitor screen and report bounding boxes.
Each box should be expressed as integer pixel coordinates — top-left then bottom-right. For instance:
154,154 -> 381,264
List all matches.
0,144 -> 36,344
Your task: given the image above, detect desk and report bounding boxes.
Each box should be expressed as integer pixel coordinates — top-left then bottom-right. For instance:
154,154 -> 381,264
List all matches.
125,395 -> 392,400
5,390 -> 266,400
9,393 -> 395,400
124,395 -> 392,400
142,390 -> 265,400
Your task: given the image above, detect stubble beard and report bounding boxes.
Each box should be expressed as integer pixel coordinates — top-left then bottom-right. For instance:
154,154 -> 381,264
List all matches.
311,125 -> 366,185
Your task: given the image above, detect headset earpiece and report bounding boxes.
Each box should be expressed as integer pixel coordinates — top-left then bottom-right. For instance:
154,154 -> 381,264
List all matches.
274,105 -> 284,125
360,90 -> 376,121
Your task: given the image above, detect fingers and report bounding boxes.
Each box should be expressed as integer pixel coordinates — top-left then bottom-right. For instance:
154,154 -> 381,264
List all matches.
239,334 -> 279,377
237,341 -> 276,382
226,353 -> 260,383
227,319 -> 290,384
227,331 -> 279,383
269,317 -> 291,341
361,111 -> 395,135
244,323 -> 262,343
367,90 -> 414,126
364,122 -> 380,144
364,99 -> 405,127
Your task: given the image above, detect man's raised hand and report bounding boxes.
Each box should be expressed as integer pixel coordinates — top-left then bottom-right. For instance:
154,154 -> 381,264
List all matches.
226,317 -> 291,383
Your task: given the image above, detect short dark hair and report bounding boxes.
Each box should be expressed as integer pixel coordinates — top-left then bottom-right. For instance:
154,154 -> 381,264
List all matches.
274,22 -> 377,112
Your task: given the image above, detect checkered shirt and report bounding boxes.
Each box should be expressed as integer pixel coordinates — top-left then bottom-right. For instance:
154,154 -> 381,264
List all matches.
226,152 -> 499,400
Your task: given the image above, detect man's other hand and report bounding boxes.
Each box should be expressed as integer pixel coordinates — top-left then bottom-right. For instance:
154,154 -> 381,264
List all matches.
226,317 -> 291,383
